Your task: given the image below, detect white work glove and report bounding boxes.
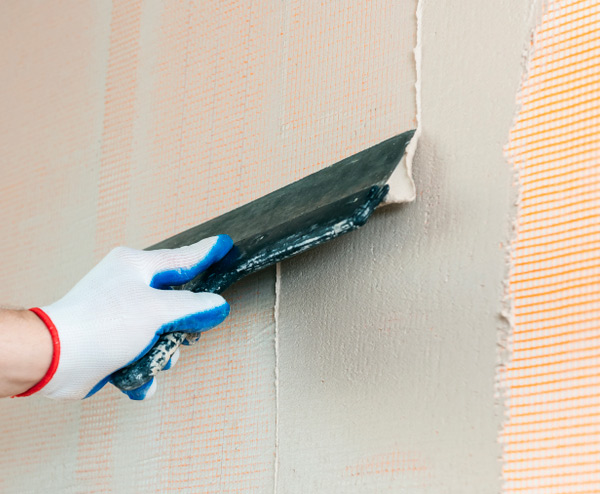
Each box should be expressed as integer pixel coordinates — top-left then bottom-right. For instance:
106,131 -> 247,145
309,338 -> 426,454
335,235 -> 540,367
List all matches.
26,235 -> 233,401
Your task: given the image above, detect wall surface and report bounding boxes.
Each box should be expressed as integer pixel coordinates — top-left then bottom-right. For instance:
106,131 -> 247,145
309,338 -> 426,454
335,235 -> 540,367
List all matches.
0,1 -> 421,492
275,0 -> 533,491
1,0 -> 571,492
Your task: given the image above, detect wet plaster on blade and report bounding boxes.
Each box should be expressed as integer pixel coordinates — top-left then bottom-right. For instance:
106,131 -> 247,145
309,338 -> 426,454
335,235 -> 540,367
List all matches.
275,0 -> 532,491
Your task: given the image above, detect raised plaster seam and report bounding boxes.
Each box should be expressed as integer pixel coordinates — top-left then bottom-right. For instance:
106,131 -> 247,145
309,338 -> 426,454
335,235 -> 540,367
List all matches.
407,0 -> 422,192
273,262 -> 281,493
381,0 -> 421,205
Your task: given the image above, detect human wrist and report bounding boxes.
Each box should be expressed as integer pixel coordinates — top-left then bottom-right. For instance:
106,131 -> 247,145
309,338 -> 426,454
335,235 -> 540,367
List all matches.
0,308 -> 55,397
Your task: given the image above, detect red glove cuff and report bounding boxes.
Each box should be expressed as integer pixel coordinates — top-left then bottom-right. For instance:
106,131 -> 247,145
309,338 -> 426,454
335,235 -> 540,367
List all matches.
14,308 -> 61,397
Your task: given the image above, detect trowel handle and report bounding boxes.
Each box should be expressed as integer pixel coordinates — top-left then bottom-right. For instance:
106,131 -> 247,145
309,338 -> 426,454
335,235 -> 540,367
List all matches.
111,239 -> 249,392
110,331 -> 189,392
111,277 -> 230,392
111,244 -> 247,392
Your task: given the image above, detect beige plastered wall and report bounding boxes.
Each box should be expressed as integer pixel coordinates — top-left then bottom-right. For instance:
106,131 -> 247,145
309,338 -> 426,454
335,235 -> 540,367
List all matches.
0,1 -> 533,492
277,1 -> 534,491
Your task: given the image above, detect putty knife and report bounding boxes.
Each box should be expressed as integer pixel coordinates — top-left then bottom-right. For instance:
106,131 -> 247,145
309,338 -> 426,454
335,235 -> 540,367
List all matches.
111,130 -> 415,393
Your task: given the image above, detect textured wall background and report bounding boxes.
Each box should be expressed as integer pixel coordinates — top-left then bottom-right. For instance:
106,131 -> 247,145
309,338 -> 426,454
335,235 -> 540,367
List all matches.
5,0 -> 589,492
0,1 -> 419,492
502,1 -> 600,492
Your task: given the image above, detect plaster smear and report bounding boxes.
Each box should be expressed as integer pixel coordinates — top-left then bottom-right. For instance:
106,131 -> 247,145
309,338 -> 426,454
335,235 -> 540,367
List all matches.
0,0 -> 418,492
276,0 -> 532,491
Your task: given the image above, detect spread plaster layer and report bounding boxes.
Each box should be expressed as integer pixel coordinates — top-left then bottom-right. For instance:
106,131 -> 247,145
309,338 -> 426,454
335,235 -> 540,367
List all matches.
276,0 -> 532,491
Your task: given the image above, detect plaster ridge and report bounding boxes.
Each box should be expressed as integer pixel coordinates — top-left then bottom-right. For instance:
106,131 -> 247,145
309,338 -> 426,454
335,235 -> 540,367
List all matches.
406,0 -> 423,194
273,262 -> 281,493
381,0 -> 421,205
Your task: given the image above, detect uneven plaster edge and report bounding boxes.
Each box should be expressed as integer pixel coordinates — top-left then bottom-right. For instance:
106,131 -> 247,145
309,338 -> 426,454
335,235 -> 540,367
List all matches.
273,262 -> 281,493
382,0 -> 422,205
496,0 -> 550,489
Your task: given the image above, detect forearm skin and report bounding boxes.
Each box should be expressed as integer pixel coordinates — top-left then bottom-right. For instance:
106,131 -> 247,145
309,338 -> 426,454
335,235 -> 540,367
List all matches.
0,309 -> 52,398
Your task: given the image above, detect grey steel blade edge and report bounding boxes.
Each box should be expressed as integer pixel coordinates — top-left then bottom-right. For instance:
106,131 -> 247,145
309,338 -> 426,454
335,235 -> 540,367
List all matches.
150,130 -> 415,250
111,130 -> 415,393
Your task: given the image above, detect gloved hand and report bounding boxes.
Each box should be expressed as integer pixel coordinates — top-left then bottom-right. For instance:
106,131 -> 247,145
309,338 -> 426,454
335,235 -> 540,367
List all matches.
20,235 -> 233,401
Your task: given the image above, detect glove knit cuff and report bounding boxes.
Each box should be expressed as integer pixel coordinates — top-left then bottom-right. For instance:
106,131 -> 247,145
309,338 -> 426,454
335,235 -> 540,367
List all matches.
14,308 -> 61,397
